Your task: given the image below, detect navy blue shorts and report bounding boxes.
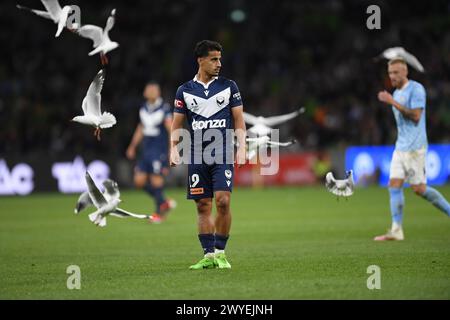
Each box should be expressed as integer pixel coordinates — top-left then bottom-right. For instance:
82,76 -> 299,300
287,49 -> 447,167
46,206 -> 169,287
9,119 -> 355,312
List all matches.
187,163 -> 234,199
136,152 -> 168,175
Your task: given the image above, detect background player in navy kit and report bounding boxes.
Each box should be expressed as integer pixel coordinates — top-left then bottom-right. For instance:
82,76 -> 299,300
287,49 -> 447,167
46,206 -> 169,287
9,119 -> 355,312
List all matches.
127,82 -> 176,223
170,40 -> 247,269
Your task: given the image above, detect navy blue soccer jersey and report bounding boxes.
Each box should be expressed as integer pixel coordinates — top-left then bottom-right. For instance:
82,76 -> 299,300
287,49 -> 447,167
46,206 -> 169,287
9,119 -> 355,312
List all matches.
174,75 -> 243,199
173,75 -> 243,163
139,97 -> 172,154
136,98 -> 172,174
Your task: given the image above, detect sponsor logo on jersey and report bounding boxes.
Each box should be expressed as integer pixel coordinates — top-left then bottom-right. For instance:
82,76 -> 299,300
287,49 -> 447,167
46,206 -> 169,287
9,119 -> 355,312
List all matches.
192,119 -> 226,130
233,92 -> 241,100
190,187 -> 204,195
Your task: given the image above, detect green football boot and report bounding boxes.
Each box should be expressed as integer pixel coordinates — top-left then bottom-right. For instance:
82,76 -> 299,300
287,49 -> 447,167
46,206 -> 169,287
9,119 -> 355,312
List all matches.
189,257 -> 217,270
215,252 -> 231,269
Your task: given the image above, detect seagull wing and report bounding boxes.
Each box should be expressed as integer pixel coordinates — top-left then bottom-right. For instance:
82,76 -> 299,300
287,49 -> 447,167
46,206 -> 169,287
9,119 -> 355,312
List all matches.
99,112 -> 117,129
325,172 -> 354,197
381,47 -> 406,60
55,6 -> 70,37
111,208 -> 149,219
74,191 -> 93,214
266,139 -> 297,147
243,112 -> 261,126
85,69 -> 105,117
81,97 -> 88,115
41,0 -> 62,21
325,172 -> 336,190
400,50 -> 425,72
102,180 -> 120,200
85,171 -> 107,208
104,9 -> 116,35
77,25 -> 104,47
17,5 -> 53,20
262,108 -> 304,126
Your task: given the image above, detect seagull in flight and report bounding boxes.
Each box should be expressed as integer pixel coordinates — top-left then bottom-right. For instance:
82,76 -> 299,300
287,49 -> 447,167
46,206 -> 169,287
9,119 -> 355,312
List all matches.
325,170 -> 354,199
380,47 -> 425,72
246,136 -> 297,161
72,69 -> 116,141
243,107 -> 305,136
76,8 -> 119,65
17,0 -> 75,37
75,172 -> 150,227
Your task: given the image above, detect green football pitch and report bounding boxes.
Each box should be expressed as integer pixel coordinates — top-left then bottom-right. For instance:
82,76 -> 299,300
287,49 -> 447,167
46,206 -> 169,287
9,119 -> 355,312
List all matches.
1,186 -> 449,299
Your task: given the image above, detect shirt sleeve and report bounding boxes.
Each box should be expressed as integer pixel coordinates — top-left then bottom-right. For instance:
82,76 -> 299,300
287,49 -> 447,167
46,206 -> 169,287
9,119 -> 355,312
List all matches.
173,86 -> 186,114
411,84 -> 426,109
229,80 -> 243,108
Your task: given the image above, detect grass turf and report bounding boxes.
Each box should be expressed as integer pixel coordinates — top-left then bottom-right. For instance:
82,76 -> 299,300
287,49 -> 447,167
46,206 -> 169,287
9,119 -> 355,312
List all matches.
0,186 -> 449,299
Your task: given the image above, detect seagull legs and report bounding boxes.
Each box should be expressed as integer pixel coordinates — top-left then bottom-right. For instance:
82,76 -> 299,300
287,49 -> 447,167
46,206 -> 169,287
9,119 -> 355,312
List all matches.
94,127 -> 101,141
100,53 -> 109,66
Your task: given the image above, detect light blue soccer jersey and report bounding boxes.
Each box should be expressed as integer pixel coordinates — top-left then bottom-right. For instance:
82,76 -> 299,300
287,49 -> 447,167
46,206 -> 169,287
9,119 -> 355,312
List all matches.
392,80 -> 427,151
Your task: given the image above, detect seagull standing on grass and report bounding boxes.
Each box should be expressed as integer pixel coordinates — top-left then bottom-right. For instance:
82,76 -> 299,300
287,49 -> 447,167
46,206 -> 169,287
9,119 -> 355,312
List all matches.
71,69 -> 116,141
243,107 -> 305,136
325,170 -> 354,199
75,172 -> 150,227
76,8 -> 119,65
17,0 -> 75,37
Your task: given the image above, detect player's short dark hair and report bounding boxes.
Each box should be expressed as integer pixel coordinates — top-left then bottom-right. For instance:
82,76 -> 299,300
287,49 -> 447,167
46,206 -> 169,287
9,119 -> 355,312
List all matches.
145,80 -> 160,87
194,40 -> 222,58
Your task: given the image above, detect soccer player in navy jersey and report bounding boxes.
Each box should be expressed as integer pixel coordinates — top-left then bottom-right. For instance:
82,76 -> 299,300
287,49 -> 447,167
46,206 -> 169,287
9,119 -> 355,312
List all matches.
126,82 -> 176,223
170,40 -> 246,269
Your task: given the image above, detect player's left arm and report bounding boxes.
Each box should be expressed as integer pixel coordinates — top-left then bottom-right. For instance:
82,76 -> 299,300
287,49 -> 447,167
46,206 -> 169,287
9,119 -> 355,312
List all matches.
229,80 -> 246,166
378,90 -> 423,124
232,106 -> 247,166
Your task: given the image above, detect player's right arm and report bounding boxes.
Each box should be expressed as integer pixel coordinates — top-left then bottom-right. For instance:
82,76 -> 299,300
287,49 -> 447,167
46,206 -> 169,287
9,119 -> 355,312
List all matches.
126,124 -> 144,160
170,113 -> 185,167
378,90 -> 423,124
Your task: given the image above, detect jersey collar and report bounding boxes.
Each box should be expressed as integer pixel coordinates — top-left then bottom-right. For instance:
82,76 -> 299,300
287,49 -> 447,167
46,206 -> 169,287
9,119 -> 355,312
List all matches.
399,80 -> 410,91
193,74 -> 218,89
146,97 -> 163,110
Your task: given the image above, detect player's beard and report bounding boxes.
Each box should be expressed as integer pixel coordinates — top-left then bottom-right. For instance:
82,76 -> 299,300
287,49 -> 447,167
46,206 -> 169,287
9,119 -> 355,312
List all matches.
391,78 -> 400,89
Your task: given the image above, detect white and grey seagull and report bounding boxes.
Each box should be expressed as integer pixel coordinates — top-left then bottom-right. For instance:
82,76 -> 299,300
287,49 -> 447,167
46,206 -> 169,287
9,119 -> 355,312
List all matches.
75,172 -> 150,227
246,136 -> 297,161
72,69 -> 116,141
17,0 -> 74,37
76,8 -> 119,65
325,170 -> 354,199
380,47 -> 425,72
243,107 -> 305,136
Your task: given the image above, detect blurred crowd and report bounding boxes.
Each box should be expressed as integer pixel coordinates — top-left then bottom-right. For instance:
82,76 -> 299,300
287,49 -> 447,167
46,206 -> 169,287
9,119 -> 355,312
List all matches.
1,0 -> 449,158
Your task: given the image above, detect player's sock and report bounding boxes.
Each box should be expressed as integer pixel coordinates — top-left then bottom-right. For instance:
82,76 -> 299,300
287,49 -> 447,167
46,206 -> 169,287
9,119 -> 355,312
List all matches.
144,184 -> 160,214
389,187 -> 404,227
198,234 -> 215,255
214,234 -> 229,251
144,183 -> 155,197
421,186 -> 450,216
153,186 -> 166,213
